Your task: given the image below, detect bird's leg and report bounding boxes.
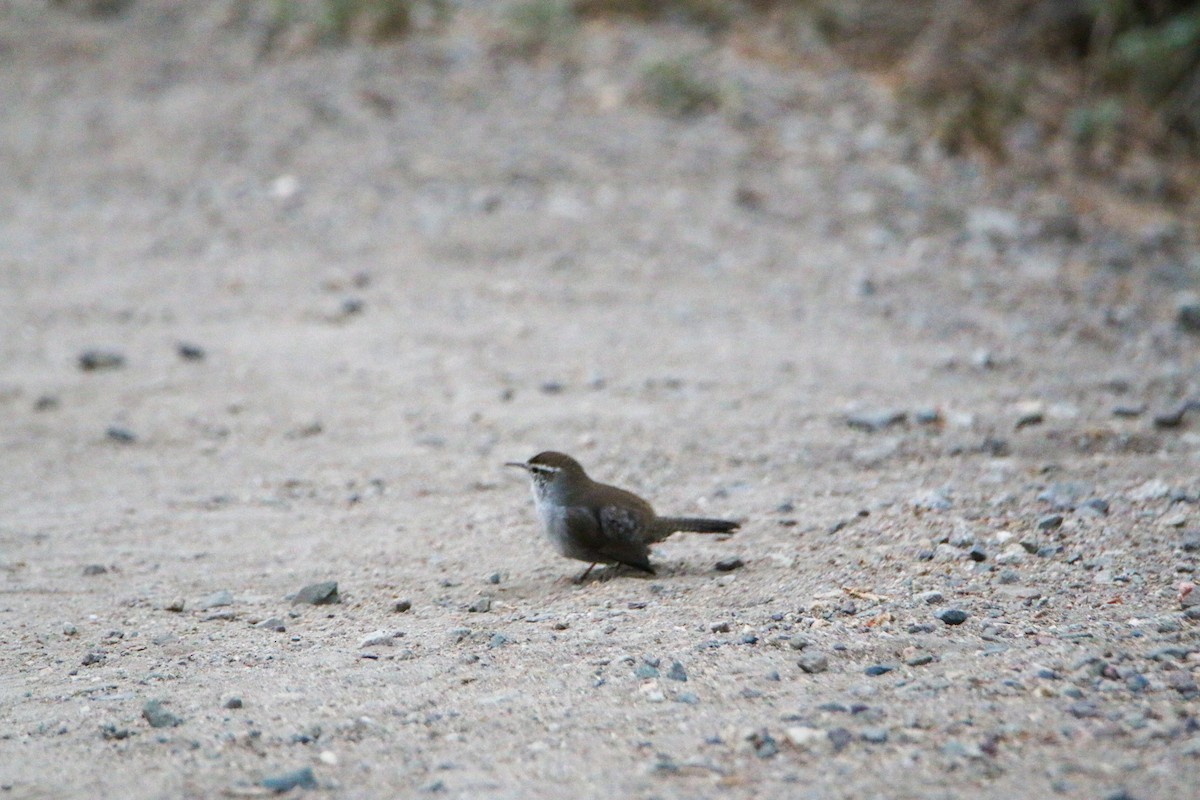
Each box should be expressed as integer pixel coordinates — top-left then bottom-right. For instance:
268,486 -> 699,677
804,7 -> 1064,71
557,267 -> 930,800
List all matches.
574,563 -> 598,584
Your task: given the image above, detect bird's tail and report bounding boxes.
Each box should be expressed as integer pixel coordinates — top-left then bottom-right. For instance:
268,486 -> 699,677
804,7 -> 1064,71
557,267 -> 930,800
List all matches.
655,517 -> 740,535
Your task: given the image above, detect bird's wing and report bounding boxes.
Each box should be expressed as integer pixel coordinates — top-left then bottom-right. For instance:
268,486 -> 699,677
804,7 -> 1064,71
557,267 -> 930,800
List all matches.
564,505 -> 653,573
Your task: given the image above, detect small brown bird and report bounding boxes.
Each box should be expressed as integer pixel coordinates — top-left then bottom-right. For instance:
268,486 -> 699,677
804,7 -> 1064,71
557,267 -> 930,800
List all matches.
506,451 -> 740,581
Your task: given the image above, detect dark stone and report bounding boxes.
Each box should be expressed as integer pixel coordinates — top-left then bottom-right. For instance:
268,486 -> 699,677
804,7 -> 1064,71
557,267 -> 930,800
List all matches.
224,697 -> 244,709
937,609 -> 969,626
142,700 -> 183,728
261,767 -> 317,793
467,597 -> 491,613
176,342 -> 206,361
968,546 -> 987,562
255,617 -> 286,632
749,730 -> 778,758
827,727 -> 853,752
864,664 -> 896,676
1112,404 -> 1146,418
1037,514 -> 1064,531
105,426 -> 137,444
99,724 -> 130,740
82,564 -> 108,576
667,661 -> 688,682
860,728 -> 888,743
393,598 -> 413,613
634,663 -> 659,679
291,581 -> 339,605
78,350 -> 125,371
714,558 -> 744,572
81,651 -> 106,666
1179,303 -> 1200,333
33,395 -> 60,411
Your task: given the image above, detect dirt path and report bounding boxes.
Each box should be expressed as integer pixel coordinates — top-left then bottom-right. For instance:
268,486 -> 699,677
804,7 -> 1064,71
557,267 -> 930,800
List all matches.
1,3 -> 1198,798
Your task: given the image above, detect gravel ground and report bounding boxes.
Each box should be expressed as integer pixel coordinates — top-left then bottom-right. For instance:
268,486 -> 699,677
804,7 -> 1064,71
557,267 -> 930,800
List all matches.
2,3 -> 1199,798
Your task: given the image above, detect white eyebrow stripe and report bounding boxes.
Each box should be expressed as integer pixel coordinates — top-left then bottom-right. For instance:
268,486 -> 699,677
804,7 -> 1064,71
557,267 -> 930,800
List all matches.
529,464 -> 561,474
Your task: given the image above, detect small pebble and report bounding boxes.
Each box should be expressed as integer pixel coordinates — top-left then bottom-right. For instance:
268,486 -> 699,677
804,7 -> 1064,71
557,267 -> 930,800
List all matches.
827,727 -> 853,752
82,564 -> 108,576
105,426 -> 137,444
749,730 -> 779,759
261,767 -> 317,793
667,661 -> 689,682
62,623 -> 78,636
675,692 -> 700,705
467,597 -> 492,613
864,664 -> 896,677
487,633 -> 510,649
81,651 -> 105,666
78,349 -> 125,371
359,630 -> 398,648
33,394 -> 60,411
634,663 -> 659,679
164,598 -> 186,613
195,590 -> 233,610
797,652 -> 829,674
860,728 -> 889,744
142,700 -> 183,728
714,558 -> 744,572
176,342 -> 206,361
486,572 -> 502,585
255,617 -> 287,632
710,621 -> 731,633
1037,515 -> 1064,531
291,581 -> 339,605
937,609 -> 969,626
968,546 -> 987,562
393,599 -> 412,613
846,409 -> 906,432
223,697 -> 243,709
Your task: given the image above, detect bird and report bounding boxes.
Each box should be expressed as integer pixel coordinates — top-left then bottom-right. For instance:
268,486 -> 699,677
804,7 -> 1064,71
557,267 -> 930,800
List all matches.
506,451 -> 740,581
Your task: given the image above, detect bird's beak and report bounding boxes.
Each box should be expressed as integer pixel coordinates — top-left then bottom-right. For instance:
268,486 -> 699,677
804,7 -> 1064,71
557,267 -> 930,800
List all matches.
505,461 -> 530,470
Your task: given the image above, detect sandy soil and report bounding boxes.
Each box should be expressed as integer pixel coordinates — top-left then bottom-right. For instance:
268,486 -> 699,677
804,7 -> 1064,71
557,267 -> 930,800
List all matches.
2,2 -> 1199,798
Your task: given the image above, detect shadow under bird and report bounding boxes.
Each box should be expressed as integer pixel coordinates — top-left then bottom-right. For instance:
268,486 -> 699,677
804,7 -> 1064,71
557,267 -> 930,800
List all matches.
506,451 -> 740,581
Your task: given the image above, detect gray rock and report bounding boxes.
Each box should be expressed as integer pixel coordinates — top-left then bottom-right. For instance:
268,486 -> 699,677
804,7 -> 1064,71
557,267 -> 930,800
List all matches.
634,663 -> 659,679
142,700 -> 183,728
937,609 -> 969,626
1038,482 -> 1090,511
105,426 -> 137,444
255,617 -> 286,632
487,633 -> 510,649
714,557 -> 745,572
846,409 -> 906,432
359,630 -> 399,648
195,590 -> 234,610
177,342 -> 206,361
82,564 -> 108,576
261,767 -> 317,793
674,691 -> 700,705
1037,514 -> 1064,531
911,489 -> 952,511
827,727 -> 853,752
393,598 -> 413,613
797,652 -> 829,674
666,661 -> 688,682
1178,302 -> 1200,333
864,664 -> 896,677
919,590 -> 945,605
78,349 -> 125,371
291,581 -> 339,605
967,545 -> 987,562
860,727 -> 889,744
224,697 -> 243,709
164,598 -> 186,613
467,597 -> 492,613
